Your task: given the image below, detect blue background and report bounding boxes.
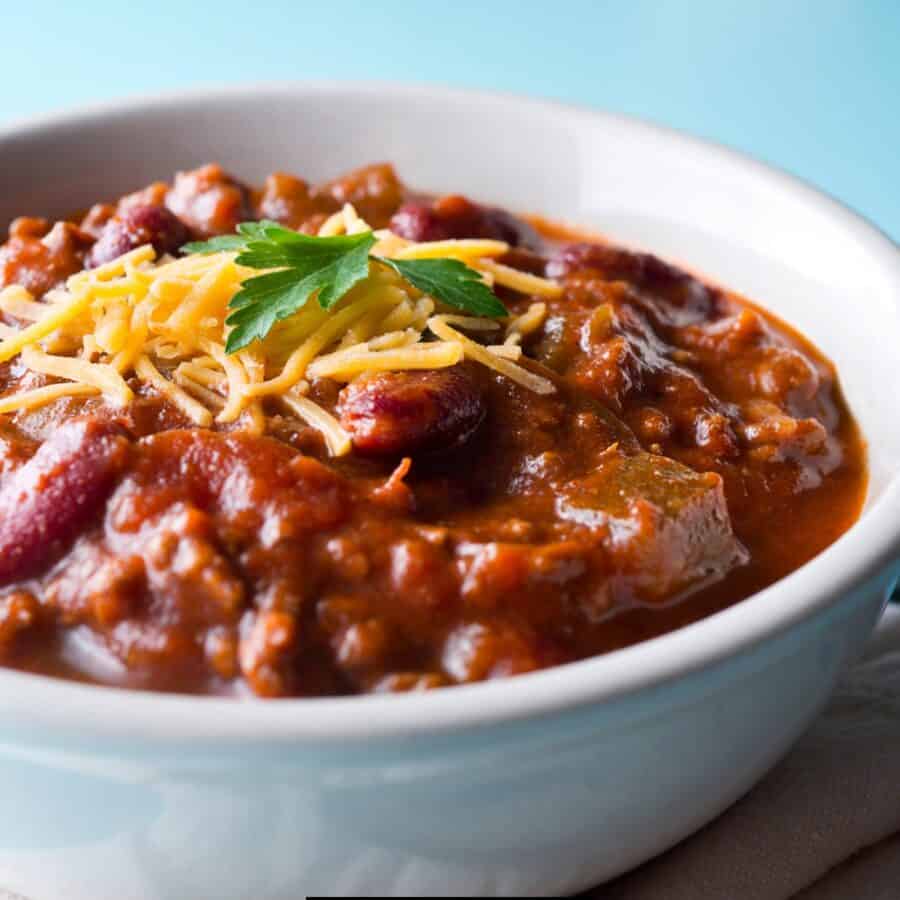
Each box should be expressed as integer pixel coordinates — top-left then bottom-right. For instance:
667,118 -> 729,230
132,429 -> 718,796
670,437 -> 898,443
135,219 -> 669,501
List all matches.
3,1 -> 897,239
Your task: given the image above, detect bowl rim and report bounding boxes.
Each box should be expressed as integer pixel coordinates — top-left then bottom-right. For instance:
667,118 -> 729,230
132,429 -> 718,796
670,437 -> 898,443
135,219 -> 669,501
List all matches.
0,80 -> 898,744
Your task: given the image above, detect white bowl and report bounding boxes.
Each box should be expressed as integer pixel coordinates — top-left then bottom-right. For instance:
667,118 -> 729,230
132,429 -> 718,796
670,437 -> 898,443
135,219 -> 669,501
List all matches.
0,83 -> 898,900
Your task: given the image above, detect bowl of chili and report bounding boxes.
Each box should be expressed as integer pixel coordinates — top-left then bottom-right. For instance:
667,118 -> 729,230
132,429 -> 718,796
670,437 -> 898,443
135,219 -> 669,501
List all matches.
0,83 -> 897,898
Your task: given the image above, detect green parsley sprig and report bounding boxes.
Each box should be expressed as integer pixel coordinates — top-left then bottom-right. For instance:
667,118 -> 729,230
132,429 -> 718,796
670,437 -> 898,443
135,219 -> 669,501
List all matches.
182,221 -> 508,353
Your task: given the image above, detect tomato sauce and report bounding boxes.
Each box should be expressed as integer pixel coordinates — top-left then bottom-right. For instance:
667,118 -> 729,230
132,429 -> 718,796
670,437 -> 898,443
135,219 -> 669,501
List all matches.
0,164 -> 866,697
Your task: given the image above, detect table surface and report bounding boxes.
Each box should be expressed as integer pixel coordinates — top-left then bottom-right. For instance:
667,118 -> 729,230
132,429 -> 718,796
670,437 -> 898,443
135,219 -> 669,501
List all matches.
2,0 -> 897,240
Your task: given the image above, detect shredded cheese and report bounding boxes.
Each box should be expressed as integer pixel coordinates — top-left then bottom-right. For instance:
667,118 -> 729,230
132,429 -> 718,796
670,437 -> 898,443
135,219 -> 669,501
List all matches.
0,290 -> 92,364
0,382 -> 100,414
199,339 -> 249,424
175,360 -> 225,388
428,315 -> 555,395
21,346 -> 133,406
0,202 -> 562,454
237,349 -> 266,436
173,369 -> 226,411
135,355 -> 213,426
164,257 -> 239,334
487,344 -> 523,361
394,239 -> 509,261
505,302 -> 548,347
308,340 -> 464,381
280,390 -> 352,457
317,210 -> 348,237
476,260 -> 563,299
0,286 -> 51,321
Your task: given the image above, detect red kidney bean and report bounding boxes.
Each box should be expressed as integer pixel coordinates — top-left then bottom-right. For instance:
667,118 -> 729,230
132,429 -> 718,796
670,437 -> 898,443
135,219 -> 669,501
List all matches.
389,195 -> 541,248
389,203 -> 448,242
546,242 -> 716,325
338,367 -> 486,456
546,241 -> 710,292
0,418 -> 131,585
547,242 -> 675,281
86,204 -> 190,268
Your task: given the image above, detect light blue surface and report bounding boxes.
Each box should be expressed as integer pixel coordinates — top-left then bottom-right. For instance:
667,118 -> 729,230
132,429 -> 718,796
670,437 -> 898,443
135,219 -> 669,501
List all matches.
2,0 -> 898,239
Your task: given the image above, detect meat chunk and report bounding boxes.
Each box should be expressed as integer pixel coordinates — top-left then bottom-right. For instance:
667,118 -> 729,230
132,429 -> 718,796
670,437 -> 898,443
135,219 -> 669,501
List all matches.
0,418 -> 131,584
315,163 -> 403,228
557,451 -> 746,600
372,672 -> 449,693
255,172 -> 331,230
239,609 -> 299,697
390,194 -> 540,248
165,164 -> 251,237
0,218 -> 93,296
338,367 -> 486,456
117,181 -> 169,214
79,204 -> 116,238
0,591 -> 42,653
442,619 -> 543,682
110,429 -> 348,536
86,204 -> 190,267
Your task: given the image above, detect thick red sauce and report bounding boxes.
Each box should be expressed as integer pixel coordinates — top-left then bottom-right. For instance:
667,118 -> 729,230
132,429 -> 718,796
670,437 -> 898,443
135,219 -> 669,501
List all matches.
0,164 -> 866,697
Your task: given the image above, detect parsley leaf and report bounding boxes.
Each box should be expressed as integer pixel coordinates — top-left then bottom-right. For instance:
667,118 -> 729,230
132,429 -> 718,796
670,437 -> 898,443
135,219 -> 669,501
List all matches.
181,233 -> 250,255
182,220 -> 297,255
181,222 -> 508,354
374,257 -> 508,318
185,226 -> 376,353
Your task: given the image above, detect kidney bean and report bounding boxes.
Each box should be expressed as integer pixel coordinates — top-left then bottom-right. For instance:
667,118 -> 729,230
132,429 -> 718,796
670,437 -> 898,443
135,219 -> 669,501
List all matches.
0,418 -> 131,585
546,242 -> 716,325
546,242 -> 650,280
86,204 -> 190,268
548,242 -> 704,296
338,367 -> 486,456
389,203 -> 448,242
390,195 -> 540,248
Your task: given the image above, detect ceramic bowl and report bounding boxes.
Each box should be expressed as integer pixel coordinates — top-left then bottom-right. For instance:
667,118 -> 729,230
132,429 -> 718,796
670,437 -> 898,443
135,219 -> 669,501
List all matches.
0,83 -> 898,899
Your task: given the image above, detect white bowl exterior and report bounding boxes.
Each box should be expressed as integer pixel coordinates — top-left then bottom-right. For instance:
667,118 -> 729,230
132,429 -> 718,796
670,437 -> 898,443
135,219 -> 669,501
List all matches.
0,573 -> 891,898
0,84 -> 898,897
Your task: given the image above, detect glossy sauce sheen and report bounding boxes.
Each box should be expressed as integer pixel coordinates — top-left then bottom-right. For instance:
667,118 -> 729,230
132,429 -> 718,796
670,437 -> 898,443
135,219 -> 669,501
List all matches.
0,164 -> 867,697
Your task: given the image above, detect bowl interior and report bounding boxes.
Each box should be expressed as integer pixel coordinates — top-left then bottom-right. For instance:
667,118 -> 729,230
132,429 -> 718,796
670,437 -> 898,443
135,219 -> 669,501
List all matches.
0,84 -> 898,738
2,85 -> 897,503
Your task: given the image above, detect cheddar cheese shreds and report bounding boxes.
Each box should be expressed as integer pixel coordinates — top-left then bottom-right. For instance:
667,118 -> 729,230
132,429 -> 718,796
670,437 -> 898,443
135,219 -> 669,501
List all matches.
0,205 -> 559,455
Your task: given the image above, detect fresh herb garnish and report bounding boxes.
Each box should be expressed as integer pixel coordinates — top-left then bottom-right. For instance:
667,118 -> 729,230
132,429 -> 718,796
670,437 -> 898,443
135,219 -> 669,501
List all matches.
182,221 -> 508,353
184,221 -> 375,353
374,256 -> 507,318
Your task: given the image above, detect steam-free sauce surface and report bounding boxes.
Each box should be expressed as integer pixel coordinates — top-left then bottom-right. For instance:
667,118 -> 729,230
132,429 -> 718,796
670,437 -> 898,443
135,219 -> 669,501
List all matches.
0,164 -> 866,697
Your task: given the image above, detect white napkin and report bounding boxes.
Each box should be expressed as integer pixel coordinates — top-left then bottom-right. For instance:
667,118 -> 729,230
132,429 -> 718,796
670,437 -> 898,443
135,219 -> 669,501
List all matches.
597,605 -> 900,900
